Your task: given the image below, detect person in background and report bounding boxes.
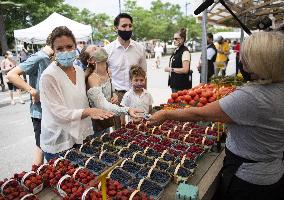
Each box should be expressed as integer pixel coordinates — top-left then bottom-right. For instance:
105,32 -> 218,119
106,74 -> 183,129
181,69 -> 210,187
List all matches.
19,46 -> 29,82
0,60 -> 5,91
215,36 -> 230,76
165,28 -> 192,93
154,42 -> 164,69
79,45 -> 143,136
39,26 -> 114,161
1,51 -> 24,105
121,65 -> 153,122
197,33 -> 217,82
233,40 -> 241,75
149,31 -> 284,200
7,37 -> 53,165
105,13 -> 147,127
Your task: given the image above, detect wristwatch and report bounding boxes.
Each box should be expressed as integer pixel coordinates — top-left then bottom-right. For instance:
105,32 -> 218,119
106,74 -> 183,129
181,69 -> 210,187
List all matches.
171,68 -> 175,72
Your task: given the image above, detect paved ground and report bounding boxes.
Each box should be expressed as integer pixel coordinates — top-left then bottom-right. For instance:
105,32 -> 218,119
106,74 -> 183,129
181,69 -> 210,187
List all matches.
0,52 -> 236,180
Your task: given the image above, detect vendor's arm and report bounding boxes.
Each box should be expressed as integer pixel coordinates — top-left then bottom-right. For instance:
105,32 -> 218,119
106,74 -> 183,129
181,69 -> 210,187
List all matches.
149,101 -> 232,125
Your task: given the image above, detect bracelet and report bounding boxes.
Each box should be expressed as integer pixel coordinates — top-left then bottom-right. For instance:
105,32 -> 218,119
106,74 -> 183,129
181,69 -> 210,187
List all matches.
171,68 -> 175,72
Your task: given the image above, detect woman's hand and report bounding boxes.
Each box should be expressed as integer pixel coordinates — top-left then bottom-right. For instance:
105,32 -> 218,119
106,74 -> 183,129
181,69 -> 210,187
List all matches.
128,108 -> 144,118
164,67 -> 171,72
29,88 -> 40,103
83,108 -> 114,120
148,110 -> 168,125
110,94 -> 119,104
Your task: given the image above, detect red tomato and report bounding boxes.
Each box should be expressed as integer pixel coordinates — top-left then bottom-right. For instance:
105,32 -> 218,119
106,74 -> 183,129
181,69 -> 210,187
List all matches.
189,100 -> 195,105
168,98 -> 174,103
184,95 -> 192,102
193,95 -> 200,101
171,93 -> 178,99
188,91 -> 196,97
199,97 -> 208,104
196,102 -> 204,107
182,90 -> 188,95
176,96 -> 183,102
208,96 -> 216,103
177,91 -> 184,96
195,89 -> 202,94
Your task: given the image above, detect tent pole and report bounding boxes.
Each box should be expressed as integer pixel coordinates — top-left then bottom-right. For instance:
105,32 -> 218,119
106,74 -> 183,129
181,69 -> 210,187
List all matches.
200,0 -> 208,84
14,38 -> 19,63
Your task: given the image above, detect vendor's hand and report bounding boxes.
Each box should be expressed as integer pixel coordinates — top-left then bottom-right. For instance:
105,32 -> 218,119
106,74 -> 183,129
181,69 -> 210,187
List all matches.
110,94 -> 119,104
128,108 -> 144,118
29,88 -> 40,103
148,110 -> 167,125
164,67 -> 171,72
88,108 -> 114,120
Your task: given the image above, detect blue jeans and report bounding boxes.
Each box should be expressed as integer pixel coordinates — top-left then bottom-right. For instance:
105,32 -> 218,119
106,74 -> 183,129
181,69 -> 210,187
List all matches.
44,152 -> 60,162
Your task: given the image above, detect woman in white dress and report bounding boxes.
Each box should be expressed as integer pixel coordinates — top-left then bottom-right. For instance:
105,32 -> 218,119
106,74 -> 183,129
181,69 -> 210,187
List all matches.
79,45 -> 142,136
39,26 -> 114,161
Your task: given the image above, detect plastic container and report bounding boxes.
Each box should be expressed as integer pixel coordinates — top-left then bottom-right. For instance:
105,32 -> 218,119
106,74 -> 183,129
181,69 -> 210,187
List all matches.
56,175 -> 85,198
72,167 -> 97,186
79,143 -> 100,157
136,178 -> 164,200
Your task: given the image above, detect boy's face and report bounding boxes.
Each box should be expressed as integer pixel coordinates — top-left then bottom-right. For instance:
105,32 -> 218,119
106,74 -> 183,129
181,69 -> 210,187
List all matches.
131,75 -> 145,90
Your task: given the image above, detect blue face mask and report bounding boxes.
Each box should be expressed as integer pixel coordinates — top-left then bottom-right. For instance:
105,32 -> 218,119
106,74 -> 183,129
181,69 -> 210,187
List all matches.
55,50 -> 76,67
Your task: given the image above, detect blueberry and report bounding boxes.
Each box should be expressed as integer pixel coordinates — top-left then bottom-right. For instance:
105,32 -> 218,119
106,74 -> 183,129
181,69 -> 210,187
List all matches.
156,161 -> 169,171
140,179 -> 163,197
129,143 -> 143,152
81,145 -> 98,155
114,139 -> 127,147
136,167 -> 150,178
122,161 -> 141,175
145,148 -> 160,158
65,150 -> 87,166
128,178 -> 140,189
110,168 -> 132,186
119,149 -> 133,158
101,152 -> 119,166
149,169 -> 171,185
86,159 -> 106,174
166,165 -> 176,175
133,154 -> 152,166
102,144 -> 117,152
177,167 -> 192,177
91,140 -> 103,148
163,153 -> 175,162
183,159 -> 197,170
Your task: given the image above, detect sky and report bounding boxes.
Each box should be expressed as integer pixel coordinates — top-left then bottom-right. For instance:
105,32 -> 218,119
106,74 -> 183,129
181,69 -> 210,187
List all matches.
64,0 -> 202,17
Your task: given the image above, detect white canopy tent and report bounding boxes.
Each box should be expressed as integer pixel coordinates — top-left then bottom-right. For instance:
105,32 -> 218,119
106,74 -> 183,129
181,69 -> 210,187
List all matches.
14,12 -> 92,44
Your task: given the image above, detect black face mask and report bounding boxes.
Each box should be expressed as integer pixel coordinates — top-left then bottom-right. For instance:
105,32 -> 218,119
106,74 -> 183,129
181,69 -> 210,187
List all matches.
118,30 -> 132,41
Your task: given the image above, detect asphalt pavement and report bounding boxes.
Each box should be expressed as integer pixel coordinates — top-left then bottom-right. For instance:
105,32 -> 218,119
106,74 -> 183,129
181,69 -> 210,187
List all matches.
0,52 -> 236,180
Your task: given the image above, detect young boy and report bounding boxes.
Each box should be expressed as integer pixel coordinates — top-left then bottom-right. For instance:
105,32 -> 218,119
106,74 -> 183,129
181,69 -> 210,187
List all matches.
121,65 -> 153,120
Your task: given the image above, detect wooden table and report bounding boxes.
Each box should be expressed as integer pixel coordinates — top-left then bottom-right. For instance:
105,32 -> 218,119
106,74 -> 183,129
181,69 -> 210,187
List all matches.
38,150 -> 225,200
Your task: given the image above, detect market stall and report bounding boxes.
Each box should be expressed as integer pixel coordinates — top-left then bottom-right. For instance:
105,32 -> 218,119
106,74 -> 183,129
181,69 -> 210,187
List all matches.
0,78 -> 242,200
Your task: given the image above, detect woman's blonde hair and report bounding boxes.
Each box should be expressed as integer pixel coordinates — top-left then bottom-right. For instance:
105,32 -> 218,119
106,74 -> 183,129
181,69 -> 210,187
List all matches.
241,31 -> 284,83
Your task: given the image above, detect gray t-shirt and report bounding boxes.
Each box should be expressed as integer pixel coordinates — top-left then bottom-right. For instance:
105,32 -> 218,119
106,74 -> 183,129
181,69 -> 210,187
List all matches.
219,82 -> 284,185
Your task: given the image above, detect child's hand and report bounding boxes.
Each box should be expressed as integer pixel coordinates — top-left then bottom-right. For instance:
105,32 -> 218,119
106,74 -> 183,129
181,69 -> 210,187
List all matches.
128,108 -> 144,118
110,94 -> 119,104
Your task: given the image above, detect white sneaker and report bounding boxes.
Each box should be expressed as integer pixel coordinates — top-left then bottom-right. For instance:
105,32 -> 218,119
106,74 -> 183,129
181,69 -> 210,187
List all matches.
20,100 -> 25,104
11,100 -> 16,105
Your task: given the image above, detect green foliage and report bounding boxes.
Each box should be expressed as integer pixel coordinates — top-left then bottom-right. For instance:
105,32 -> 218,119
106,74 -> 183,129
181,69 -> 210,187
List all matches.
0,0 -> 234,53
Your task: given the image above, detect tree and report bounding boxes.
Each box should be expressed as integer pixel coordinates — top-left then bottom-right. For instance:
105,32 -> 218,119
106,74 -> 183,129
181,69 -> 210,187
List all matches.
0,1 -> 23,55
